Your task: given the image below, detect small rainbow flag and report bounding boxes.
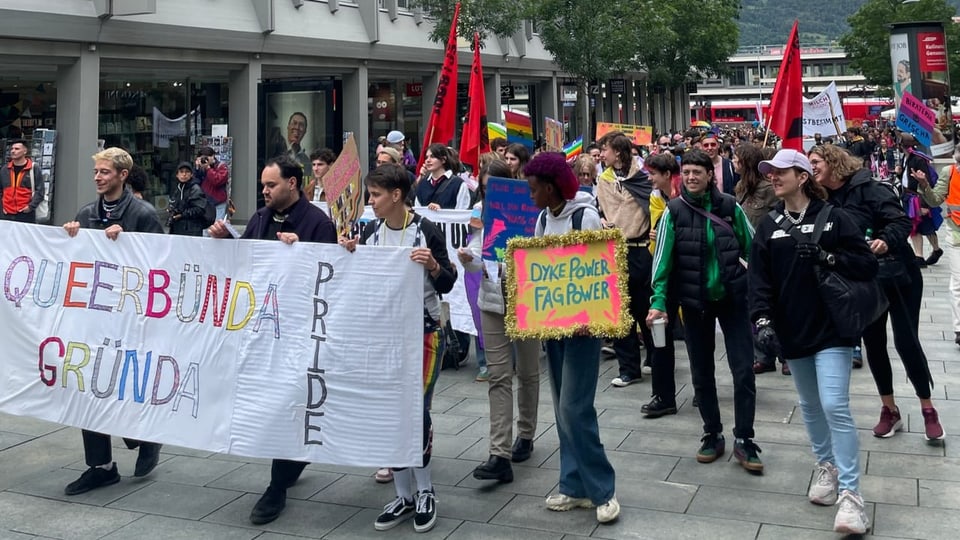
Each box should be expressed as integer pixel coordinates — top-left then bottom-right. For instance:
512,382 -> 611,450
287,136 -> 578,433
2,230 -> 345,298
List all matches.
487,122 -> 507,142
504,110 -> 534,149
563,136 -> 583,160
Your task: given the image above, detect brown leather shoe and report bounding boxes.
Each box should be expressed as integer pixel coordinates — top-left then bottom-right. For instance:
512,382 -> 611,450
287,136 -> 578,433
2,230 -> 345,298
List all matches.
753,361 -> 776,374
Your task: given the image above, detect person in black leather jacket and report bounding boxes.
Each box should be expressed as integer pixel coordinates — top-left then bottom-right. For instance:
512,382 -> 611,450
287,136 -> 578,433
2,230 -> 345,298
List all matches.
809,144 -> 945,443
61,147 -> 164,498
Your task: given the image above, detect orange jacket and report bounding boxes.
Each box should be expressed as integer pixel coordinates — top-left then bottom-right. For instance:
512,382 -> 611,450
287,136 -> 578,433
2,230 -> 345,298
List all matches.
2,158 -> 42,215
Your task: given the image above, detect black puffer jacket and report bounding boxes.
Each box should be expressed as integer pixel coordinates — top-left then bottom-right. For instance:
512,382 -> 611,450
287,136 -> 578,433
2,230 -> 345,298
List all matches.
168,180 -> 207,237
75,188 -> 164,233
823,168 -> 914,267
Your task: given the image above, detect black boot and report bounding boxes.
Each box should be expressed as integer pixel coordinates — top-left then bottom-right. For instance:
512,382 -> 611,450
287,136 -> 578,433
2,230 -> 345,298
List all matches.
473,455 -> 513,483
250,485 -> 287,524
134,443 -> 162,477
641,395 -> 678,418
511,437 -> 534,463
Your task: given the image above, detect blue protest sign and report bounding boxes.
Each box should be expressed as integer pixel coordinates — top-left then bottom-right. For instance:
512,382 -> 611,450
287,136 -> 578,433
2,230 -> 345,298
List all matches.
481,176 -> 540,261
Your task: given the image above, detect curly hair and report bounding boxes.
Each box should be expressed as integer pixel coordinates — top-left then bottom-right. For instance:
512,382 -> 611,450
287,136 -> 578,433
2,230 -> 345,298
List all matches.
733,143 -> 765,199
808,144 -> 864,182
523,151 -> 578,200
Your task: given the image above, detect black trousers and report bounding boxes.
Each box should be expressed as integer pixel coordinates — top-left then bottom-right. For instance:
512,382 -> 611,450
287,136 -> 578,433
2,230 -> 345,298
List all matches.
0,211 -> 35,223
862,264 -> 933,399
81,429 -> 158,467
270,459 -> 309,489
613,247 -> 654,379
682,295 -> 757,439
651,300 -> 680,405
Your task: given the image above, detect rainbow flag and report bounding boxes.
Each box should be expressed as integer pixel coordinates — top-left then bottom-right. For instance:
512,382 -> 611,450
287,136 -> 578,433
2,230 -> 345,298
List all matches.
563,136 -> 583,160
487,122 -> 507,142
504,110 -> 534,149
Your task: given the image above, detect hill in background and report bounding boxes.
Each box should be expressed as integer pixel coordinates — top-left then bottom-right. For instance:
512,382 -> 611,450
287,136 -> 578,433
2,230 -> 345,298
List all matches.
738,0 -> 960,47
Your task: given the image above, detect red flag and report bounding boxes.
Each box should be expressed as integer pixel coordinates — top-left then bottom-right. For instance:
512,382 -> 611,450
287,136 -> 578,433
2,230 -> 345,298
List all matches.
417,2 -> 461,171
459,32 -> 489,174
768,20 -> 803,151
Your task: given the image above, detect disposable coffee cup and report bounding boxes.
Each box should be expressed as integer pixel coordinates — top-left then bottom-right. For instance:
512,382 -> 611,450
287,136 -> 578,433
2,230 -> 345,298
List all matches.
651,318 -> 667,348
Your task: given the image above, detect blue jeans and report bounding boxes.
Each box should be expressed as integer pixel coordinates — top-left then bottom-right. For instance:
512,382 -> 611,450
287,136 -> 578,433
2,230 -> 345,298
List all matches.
788,347 -> 860,493
544,336 -> 615,505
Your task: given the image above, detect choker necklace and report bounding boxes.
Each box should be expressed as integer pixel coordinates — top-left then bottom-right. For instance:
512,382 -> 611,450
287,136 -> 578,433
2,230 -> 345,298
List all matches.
272,213 -> 288,223
102,199 -> 119,217
785,203 -> 809,225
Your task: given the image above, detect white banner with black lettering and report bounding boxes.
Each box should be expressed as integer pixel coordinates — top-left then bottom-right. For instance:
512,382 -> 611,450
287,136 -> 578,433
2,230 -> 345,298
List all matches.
0,222 -> 424,467
803,81 -> 846,137
315,203 -> 478,336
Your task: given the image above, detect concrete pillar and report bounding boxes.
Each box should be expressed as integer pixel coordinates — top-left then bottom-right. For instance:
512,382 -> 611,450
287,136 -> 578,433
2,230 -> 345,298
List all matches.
485,71 -> 501,125
228,58 -> 261,222
343,65 -> 369,172
624,78 -> 636,125
539,75 -> 558,124
55,49 -> 100,222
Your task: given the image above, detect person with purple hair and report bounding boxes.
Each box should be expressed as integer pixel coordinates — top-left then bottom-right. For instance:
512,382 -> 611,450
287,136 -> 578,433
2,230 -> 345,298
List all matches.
524,152 -> 620,524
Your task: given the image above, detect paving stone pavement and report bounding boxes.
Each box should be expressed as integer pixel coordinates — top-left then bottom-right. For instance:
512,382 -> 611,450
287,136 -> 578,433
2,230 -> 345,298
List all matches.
2,257 -> 956,539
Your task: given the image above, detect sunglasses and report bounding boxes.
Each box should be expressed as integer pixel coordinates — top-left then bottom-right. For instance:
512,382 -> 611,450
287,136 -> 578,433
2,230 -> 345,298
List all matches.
702,142 -> 719,148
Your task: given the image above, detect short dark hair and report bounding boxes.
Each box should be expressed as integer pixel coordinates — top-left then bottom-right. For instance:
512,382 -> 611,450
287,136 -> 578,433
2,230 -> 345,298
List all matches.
197,146 -> 216,158
264,155 -> 304,189
127,164 -> 148,194
310,147 -> 337,164
681,149 -> 713,176
490,137 -> 508,151
601,133 -> 633,169
8,138 -> 27,149
426,143 -> 453,170
365,163 -> 412,198
645,152 -> 679,175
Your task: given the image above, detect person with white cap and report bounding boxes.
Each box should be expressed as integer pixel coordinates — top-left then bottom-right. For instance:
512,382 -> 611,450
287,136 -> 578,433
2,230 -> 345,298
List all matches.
386,130 -> 417,173
748,148 -> 876,535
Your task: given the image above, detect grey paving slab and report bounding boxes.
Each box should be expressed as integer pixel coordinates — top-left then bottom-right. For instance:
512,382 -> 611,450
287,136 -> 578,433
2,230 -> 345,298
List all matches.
587,507 -> 759,540
147,455 -> 245,486
687,485 -> 875,532
487,494 -> 598,536
0,432 -> 31,452
866,452 -> 960,481
446,520 -> 563,540
100,514 -> 261,540
9,466 -> 154,507
861,474 -> 919,506
0,491 -> 141,539
431,413 -> 482,436
456,459 -> 562,497
0,415 -> 64,437
858,430 -> 947,457
667,447 -> 813,497
322,507 -> 460,539
432,431 -> 480,459
608,479 -> 698,513
430,456 -> 485,487
0,437 -> 85,491
203,494 -> 355,538
873,502 -> 959,538
308,473 -> 401,508
107,481 -> 243,520
756,523 -> 915,539
207,463 -> 342,500
918,478 -> 960,510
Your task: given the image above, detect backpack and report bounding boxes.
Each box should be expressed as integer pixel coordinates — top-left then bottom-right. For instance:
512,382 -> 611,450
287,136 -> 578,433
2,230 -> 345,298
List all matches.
538,206 -> 586,232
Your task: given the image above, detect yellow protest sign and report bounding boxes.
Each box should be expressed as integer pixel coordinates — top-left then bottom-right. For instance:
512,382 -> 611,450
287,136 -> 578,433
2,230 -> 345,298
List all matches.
505,229 -> 632,340
596,122 -> 653,146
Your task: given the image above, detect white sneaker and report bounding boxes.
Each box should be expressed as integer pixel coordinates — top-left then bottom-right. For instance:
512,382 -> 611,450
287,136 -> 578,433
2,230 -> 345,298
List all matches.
596,496 -> 620,523
834,490 -> 870,535
808,462 -> 839,506
545,493 -> 594,511
610,375 -> 640,387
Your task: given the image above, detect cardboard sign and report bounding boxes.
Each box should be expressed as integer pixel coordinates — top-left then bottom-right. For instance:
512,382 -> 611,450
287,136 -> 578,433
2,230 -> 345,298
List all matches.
897,91 -> 935,147
322,134 -> 363,237
544,117 -> 564,151
505,229 -> 632,340
596,122 -> 653,146
481,176 -> 541,262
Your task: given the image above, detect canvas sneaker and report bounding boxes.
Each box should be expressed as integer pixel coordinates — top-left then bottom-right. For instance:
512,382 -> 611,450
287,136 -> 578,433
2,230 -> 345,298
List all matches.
611,375 -> 641,387
733,438 -> 764,473
872,405 -> 902,438
374,496 -> 415,531
808,462 -> 839,506
922,407 -> 946,441
696,433 -> 725,463
833,490 -> 870,535
545,493 -> 594,511
596,495 -> 620,523
413,489 -> 437,533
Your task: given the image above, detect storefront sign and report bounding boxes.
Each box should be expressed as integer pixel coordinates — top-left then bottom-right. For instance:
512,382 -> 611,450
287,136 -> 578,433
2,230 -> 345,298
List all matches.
500,85 -> 515,100
506,229 -> 631,340
405,83 -> 423,97
609,78 -> 626,94
561,86 -> 578,101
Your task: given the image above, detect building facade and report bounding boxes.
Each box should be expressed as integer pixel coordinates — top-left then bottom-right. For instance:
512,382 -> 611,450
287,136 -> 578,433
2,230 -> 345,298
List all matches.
0,0 -> 680,224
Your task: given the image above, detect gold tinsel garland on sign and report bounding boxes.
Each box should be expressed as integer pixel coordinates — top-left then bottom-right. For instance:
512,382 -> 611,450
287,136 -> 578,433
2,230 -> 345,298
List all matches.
504,228 -> 633,341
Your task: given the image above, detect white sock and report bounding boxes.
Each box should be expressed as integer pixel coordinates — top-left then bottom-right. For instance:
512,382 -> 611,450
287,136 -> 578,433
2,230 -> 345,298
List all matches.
412,462 -> 433,493
392,468 -> 414,501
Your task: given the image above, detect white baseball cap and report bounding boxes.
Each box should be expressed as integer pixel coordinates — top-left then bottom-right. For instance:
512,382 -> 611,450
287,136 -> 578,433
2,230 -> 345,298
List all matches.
758,149 -> 812,176
386,130 -> 405,144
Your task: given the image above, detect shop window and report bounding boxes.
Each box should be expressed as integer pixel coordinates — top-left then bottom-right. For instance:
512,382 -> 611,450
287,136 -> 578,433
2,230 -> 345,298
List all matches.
0,81 -> 57,141
728,66 -> 746,87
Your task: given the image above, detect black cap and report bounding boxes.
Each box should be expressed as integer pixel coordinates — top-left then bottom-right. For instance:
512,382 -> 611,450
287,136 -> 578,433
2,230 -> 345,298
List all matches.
177,161 -> 194,172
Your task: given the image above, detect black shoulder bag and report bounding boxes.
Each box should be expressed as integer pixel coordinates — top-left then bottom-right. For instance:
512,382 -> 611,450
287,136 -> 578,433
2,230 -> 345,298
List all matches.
770,205 -> 888,340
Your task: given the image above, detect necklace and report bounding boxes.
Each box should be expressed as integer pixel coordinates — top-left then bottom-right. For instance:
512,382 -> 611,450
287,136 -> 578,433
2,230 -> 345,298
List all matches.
101,199 -> 119,217
272,213 -> 287,223
784,203 -> 809,225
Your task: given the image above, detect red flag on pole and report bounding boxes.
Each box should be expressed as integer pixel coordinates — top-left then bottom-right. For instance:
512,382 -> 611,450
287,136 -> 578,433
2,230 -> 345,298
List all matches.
417,2 -> 461,171
767,20 -> 803,151
459,32 -> 489,174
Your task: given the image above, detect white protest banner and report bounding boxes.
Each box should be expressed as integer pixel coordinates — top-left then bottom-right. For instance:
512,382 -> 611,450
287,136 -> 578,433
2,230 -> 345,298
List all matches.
412,208 -> 477,336
803,81 -> 846,137
0,223 -> 425,467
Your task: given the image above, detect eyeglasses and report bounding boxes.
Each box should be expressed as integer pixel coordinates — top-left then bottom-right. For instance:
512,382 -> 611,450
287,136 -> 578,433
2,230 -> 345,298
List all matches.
578,172 -> 593,178
701,142 -> 719,148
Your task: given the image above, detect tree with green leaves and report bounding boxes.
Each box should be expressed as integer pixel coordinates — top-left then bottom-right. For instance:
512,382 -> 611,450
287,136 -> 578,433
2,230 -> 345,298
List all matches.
840,0 -> 960,90
410,0 -> 528,44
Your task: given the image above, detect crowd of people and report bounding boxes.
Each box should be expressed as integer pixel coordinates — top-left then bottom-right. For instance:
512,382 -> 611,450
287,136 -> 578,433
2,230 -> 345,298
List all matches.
3,117 -> 955,536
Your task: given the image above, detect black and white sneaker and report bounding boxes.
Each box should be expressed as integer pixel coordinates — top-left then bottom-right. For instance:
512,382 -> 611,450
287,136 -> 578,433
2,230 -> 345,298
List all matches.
413,489 -> 437,533
374,496 -> 414,531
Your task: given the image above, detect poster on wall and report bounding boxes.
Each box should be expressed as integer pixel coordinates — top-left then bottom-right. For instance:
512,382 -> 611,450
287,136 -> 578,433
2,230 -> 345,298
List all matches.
265,90 -> 328,176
